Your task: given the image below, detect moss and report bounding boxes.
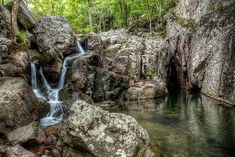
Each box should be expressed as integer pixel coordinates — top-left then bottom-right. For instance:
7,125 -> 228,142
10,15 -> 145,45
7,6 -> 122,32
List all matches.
155,26 -> 166,38
176,17 -> 196,28
16,30 -> 28,50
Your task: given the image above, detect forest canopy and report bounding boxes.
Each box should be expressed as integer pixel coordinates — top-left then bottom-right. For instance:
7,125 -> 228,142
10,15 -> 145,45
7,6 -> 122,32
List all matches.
1,0 -> 178,34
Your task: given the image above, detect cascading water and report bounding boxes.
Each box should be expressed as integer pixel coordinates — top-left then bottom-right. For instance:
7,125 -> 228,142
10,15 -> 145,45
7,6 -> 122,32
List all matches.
31,41 -> 85,128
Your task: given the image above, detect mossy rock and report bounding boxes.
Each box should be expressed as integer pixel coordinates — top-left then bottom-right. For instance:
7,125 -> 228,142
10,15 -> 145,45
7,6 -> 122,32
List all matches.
176,17 -> 196,28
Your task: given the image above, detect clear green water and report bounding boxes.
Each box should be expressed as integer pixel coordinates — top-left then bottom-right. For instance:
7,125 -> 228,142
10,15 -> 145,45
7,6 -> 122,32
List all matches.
114,94 -> 235,157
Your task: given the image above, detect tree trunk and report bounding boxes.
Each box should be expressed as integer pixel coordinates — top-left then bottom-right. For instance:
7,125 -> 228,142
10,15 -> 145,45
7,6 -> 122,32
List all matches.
1,0 -> 4,5
87,0 -> 93,28
11,0 -> 21,47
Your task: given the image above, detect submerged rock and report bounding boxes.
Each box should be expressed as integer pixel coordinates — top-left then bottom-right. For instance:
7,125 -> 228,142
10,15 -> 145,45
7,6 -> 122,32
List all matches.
0,78 -> 38,128
60,100 -> 152,157
7,122 -> 46,145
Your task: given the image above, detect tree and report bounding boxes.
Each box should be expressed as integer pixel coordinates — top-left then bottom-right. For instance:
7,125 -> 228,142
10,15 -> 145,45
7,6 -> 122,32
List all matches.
11,0 -> 21,47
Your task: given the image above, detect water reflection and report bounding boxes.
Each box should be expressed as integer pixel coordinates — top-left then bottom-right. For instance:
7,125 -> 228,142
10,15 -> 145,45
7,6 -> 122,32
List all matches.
114,94 -> 235,157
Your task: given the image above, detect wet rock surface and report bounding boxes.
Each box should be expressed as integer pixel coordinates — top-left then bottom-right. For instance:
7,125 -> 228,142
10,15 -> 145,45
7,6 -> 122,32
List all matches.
60,100 -> 151,157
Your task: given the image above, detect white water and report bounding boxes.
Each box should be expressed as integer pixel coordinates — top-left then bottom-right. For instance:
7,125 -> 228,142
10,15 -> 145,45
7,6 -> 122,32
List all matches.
31,41 -> 85,127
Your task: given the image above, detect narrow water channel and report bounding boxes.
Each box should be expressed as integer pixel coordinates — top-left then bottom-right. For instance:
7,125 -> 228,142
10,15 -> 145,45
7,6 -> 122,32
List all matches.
114,94 -> 235,157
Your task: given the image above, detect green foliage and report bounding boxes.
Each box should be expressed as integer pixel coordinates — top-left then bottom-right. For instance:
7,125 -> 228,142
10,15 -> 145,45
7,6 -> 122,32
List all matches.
146,70 -> 157,79
17,30 -> 27,45
176,17 -> 196,28
26,0 -> 178,34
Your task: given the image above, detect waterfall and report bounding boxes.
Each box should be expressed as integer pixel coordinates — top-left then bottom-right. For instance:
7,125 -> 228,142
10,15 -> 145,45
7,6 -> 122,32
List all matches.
31,41 -> 85,128
30,62 -> 46,100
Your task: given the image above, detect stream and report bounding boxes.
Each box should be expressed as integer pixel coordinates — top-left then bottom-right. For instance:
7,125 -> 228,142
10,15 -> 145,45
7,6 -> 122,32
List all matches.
31,41 -> 85,128
114,94 -> 235,157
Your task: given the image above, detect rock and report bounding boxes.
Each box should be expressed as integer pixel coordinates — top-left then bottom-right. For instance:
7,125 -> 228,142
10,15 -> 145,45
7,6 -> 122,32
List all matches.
188,4 -> 235,104
0,37 -> 11,55
0,5 -> 11,38
175,0 -> 234,22
0,51 -> 29,78
5,1 -> 36,30
34,15 -> 76,81
35,15 -> 76,61
0,77 -> 38,128
64,53 -> 128,102
87,29 -> 170,83
60,100 -> 151,157
127,79 -> 168,100
7,122 -> 46,145
5,145 -> 37,157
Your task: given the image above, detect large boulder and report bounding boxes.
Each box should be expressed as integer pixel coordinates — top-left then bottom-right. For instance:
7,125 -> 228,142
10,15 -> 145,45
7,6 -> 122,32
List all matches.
5,1 -> 37,30
35,15 -> 76,81
60,100 -> 152,157
0,77 -> 38,128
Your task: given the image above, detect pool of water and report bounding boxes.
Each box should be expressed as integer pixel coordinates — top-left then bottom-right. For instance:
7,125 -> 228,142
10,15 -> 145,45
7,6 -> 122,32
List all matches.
114,94 -> 235,157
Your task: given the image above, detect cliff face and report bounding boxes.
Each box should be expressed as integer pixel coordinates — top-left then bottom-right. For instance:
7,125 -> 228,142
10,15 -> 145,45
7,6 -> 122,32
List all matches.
167,0 -> 235,104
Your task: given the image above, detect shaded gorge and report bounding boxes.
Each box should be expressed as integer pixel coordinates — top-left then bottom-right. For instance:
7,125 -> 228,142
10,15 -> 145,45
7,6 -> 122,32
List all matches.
113,94 -> 235,157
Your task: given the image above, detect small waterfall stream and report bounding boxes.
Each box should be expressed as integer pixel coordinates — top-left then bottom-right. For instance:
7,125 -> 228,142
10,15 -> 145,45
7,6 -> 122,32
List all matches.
31,41 -> 85,128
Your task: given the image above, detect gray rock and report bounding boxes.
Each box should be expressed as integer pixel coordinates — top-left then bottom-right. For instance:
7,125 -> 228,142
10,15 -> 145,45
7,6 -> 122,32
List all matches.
5,1 -> 37,30
0,5 -> 11,38
64,53 -> 128,103
60,100 -> 151,157
0,37 -> 11,55
7,122 -> 46,145
188,4 -> 235,103
127,80 -> 168,100
35,15 -> 76,81
0,51 -> 29,78
5,145 -> 37,157
0,78 -> 38,128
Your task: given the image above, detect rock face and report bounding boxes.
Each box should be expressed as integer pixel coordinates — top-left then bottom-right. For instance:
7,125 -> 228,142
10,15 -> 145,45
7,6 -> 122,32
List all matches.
188,4 -> 235,103
35,15 -> 76,81
7,122 -> 46,145
63,53 -> 128,103
60,100 -> 151,157
0,78 -> 38,128
87,29 -> 169,81
166,0 -> 235,104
